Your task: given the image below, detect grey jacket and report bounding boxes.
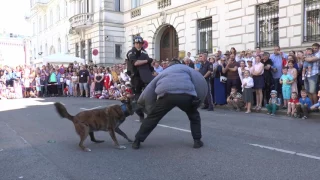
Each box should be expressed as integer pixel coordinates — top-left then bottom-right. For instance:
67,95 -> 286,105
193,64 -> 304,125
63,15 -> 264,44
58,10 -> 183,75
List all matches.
138,64 -> 208,114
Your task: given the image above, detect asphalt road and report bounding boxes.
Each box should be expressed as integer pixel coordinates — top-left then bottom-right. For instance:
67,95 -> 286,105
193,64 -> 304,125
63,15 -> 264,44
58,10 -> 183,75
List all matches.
1,97 -> 320,180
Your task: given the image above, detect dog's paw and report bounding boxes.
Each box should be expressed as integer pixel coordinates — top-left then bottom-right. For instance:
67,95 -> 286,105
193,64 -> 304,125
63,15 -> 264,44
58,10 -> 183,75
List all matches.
84,148 -> 92,152
118,145 -> 126,149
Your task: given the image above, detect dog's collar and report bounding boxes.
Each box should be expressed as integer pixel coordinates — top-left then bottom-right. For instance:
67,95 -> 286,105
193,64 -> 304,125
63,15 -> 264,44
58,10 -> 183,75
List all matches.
120,103 -> 130,117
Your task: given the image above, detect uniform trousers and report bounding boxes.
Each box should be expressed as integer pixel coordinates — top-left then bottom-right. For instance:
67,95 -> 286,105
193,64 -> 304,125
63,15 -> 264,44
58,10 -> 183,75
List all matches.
131,76 -> 146,117
135,93 -> 202,142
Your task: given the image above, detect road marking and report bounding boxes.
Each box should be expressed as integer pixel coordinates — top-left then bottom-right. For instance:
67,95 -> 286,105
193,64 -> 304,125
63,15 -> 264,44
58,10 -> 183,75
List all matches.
249,143 -> 320,161
80,106 -> 102,110
134,120 -> 191,133
5,122 -> 30,145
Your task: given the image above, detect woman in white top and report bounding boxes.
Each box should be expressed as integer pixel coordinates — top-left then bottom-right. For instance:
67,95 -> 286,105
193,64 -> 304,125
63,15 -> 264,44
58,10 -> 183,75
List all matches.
251,55 -> 265,111
237,60 -> 249,84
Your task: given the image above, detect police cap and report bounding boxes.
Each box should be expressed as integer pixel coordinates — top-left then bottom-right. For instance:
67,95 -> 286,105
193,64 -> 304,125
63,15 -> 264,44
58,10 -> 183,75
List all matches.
133,36 -> 144,44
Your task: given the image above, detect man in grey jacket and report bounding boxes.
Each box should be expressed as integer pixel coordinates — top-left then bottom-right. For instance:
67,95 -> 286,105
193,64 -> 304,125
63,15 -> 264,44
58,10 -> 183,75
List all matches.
132,59 -> 208,149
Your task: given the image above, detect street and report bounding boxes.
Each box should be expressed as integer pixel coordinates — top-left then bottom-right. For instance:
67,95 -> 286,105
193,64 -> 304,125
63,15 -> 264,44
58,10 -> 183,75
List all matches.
1,97 -> 320,180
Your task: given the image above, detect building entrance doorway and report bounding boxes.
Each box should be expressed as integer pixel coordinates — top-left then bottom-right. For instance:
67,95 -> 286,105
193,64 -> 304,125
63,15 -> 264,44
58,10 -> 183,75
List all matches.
160,26 -> 179,61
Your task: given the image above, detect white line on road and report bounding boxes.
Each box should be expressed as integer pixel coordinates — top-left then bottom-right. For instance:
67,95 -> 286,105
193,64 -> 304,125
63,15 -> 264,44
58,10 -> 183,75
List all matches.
134,120 -> 191,133
80,106 -> 102,110
249,143 -> 320,161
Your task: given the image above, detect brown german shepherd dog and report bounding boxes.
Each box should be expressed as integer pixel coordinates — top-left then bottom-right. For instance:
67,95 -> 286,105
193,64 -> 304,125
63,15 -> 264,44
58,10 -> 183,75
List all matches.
53,96 -> 135,152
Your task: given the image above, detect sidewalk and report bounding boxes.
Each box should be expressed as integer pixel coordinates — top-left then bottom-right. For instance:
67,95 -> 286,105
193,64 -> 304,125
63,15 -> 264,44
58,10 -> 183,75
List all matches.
212,105 -> 320,119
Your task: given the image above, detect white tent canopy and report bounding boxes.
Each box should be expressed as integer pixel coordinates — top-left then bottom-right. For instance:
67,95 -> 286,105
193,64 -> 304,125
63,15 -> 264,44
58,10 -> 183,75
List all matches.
33,53 -> 85,66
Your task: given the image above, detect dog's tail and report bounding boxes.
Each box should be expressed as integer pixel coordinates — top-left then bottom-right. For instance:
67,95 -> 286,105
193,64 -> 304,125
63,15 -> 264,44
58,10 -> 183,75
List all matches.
54,102 -> 74,121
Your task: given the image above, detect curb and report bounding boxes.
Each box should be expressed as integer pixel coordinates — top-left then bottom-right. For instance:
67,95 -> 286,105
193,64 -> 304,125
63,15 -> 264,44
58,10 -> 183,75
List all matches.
211,105 -> 320,118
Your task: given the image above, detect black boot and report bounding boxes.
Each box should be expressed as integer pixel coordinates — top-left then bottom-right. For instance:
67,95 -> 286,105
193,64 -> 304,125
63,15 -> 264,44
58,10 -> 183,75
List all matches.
193,140 -> 204,148
132,139 -> 141,149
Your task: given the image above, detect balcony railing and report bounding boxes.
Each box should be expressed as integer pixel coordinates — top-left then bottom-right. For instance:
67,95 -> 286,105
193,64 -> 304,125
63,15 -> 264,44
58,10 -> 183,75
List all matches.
31,0 -> 49,10
158,0 -> 171,9
131,8 -> 141,18
69,13 -> 94,29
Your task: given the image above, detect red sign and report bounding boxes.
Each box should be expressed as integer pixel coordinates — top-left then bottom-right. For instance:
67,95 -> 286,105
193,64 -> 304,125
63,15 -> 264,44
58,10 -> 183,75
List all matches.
92,49 -> 98,56
143,40 -> 148,49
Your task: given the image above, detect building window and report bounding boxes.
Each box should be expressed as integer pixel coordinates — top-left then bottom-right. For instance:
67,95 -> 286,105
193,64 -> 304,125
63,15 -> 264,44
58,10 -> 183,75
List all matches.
88,39 -> 92,60
44,15 -> 47,29
65,0 -> 68,17
304,0 -> 320,42
65,35 -> 69,53
256,1 -> 279,48
115,0 -> 120,11
33,22 -> 36,35
45,43 -> 48,56
50,10 -> 53,26
58,38 -> 61,53
115,44 -> 122,58
39,17 -> 42,32
75,43 -> 79,57
131,0 -> 140,9
81,40 -> 85,59
57,6 -> 60,21
197,17 -> 212,54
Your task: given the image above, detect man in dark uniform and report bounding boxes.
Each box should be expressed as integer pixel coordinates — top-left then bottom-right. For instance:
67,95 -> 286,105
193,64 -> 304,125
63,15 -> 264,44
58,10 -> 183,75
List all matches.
132,59 -> 208,149
126,36 -> 155,122
199,53 -> 214,111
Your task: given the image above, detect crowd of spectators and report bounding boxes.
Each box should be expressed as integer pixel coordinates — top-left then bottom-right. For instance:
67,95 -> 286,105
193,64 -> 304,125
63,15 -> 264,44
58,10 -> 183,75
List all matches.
0,61 -> 133,100
1,43 -> 320,120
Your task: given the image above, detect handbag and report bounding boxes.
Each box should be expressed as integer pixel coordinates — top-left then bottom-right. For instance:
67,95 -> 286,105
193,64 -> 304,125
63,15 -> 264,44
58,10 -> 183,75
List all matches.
220,72 -> 227,83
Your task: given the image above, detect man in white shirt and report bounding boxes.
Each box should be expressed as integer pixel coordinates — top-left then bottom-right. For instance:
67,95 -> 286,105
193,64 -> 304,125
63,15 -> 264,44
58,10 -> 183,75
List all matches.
185,52 -> 195,62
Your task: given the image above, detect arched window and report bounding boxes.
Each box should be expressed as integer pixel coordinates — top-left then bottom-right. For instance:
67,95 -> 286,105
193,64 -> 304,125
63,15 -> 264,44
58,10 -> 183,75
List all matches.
50,10 -> 53,25
44,14 -> 47,29
57,6 -> 60,21
58,38 -> 61,53
39,17 -> 42,32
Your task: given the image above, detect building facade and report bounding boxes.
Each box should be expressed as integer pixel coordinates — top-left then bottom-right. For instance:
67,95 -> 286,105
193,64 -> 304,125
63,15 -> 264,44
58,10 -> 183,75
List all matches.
27,0 -> 320,65
0,32 -> 31,67
27,0 -> 124,65
124,0 -> 320,61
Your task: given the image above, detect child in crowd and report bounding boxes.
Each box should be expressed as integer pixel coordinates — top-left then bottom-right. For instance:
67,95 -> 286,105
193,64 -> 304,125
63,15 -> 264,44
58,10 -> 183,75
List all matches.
71,72 -> 78,97
287,92 -> 299,117
64,85 -> 70,96
99,87 -> 109,99
302,48 -> 314,79
280,67 -> 293,109
227,86 -> 245,112
266,90 -> 281,116
296,90 -> 312,119
310,90 -> 320,111
35,74 -> 41,97
241,70 -> 254,113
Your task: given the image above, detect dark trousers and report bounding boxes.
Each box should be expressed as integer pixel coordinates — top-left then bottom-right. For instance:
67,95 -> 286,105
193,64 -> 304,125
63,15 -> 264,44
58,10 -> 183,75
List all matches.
40,79 -> 47,96
210,78 -> 215,103
296,104 -> 309,117
204,80 -> 214,109
135,94 -> 202,142
226,78 -> 241,96
131,76 -> 146,117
